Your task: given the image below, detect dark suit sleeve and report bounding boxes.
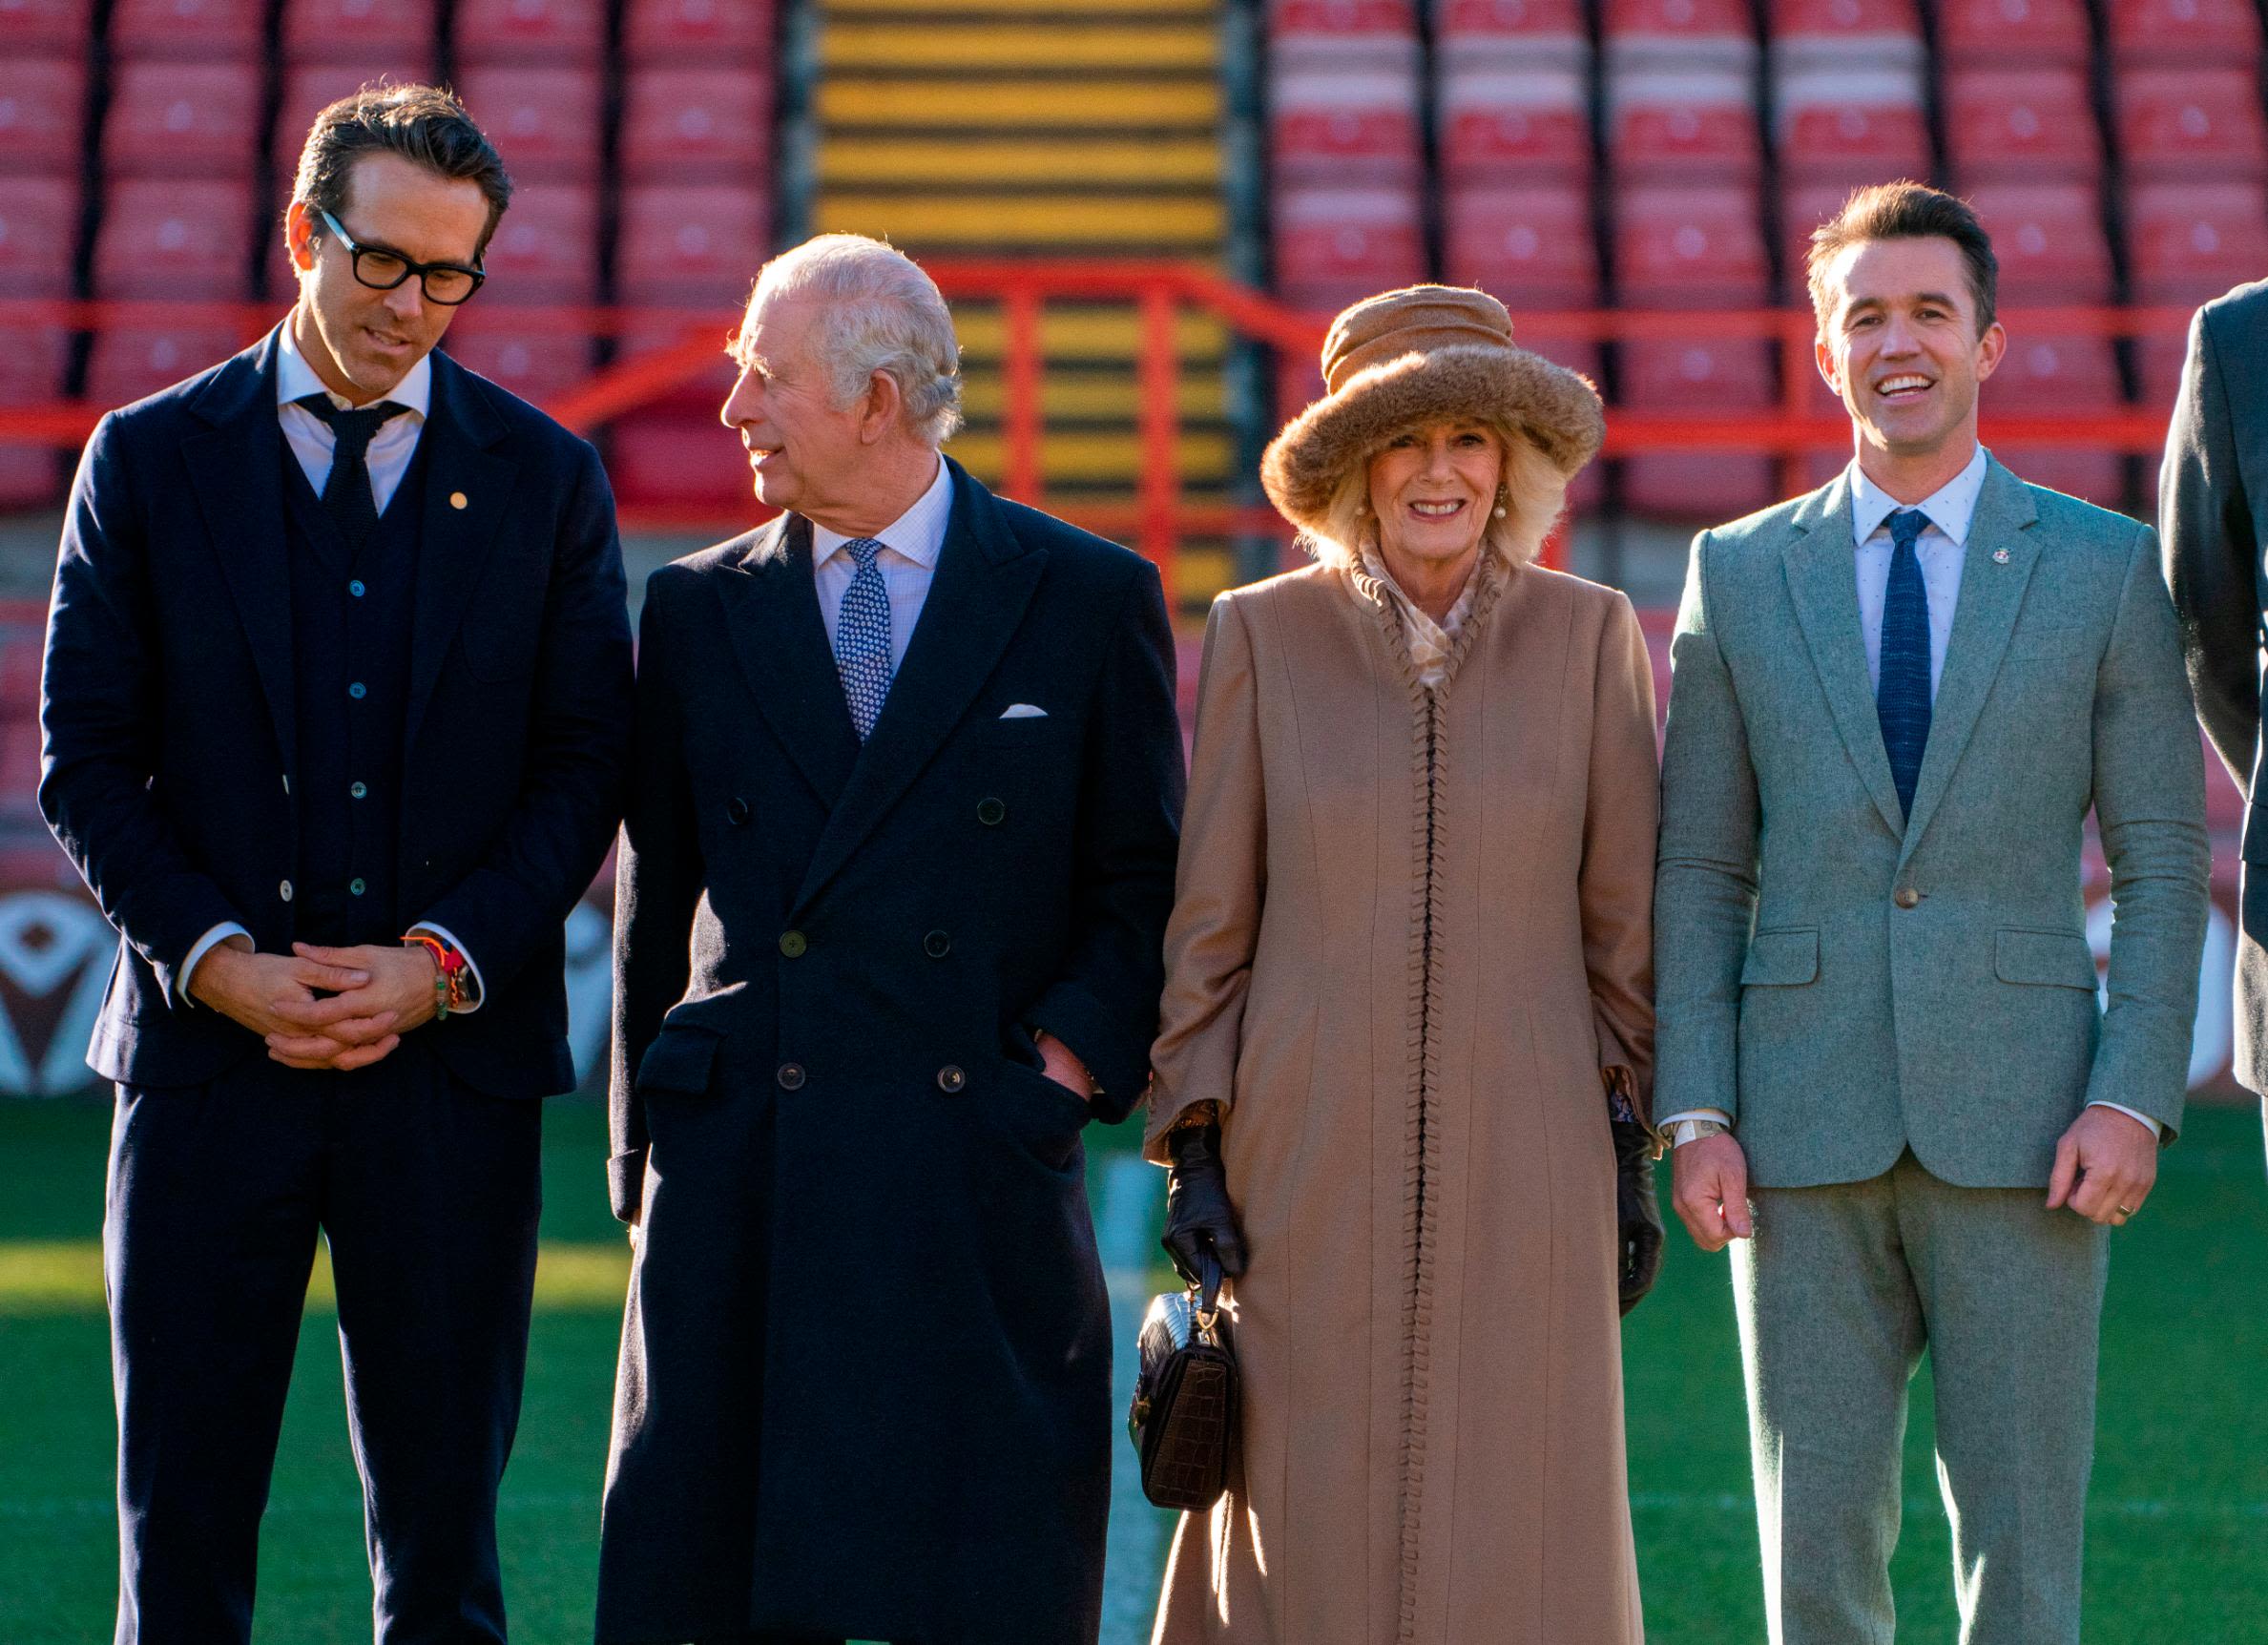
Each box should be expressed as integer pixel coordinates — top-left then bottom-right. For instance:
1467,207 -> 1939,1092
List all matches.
607,575 -> 706,1222
414,438 -> 634,995
2159,301 -> 2260,789
1029,557 -> 1186,1123
38,413 -> 243,1002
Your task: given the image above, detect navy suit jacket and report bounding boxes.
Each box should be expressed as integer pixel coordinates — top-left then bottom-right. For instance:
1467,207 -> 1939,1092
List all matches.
40,327 -> 635,1097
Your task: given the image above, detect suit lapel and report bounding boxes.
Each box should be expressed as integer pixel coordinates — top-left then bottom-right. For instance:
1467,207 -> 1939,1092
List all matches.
183,329 -> 296,771
1896,457 -> 2042,861
405,350 -> 516,748
792,461 -> 1047,914
1780,472 -> 1908,838
719,514 -> 863,810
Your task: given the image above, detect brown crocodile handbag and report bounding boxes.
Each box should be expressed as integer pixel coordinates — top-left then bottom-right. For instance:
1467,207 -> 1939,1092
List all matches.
1128,1271 -> 1239,1512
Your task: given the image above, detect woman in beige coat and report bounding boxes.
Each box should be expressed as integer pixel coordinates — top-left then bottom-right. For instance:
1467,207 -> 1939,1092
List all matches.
1145,286 -> 1662,1645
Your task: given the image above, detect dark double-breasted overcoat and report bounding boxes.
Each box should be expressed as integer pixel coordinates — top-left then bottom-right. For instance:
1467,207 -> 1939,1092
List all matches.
597,458 -> 1184,1645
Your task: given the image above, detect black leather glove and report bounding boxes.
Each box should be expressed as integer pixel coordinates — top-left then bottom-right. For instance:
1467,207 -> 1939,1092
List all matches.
1162,1120 -> 1247,1295
1613,1119 -> 1665,1317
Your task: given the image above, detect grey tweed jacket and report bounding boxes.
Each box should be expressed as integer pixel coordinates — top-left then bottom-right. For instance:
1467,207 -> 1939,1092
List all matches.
1655,455 -> 2210,1189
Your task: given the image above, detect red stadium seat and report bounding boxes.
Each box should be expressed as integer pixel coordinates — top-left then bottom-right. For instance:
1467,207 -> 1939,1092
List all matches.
452,0 -> 605,65
1945,69 -> 2100,183
0,176 -> 79,296
2109,0 -> 2259,65
0,0 -> 93,53
281,0 -> 435,63
1770,0 -> 1920,37
94,177 -> 253,299
2116,69 -> 2267,181
1437,66 -> 1590,181
440,314 -> 591,404
1777,70 -> 1928,182
1966,183 -> 2111,301
624,0 -> 774,63
620,68 -> 774,182
1444,182 -> 1597,303
1972,323 -> 2123,501
606,409 -> 755,512
1606,0 -> 1753,37
1614,184 -> 1768,305
2126,180 -> 2268,302
1272,65 -> 1422,183
273,62 -> 442,171
1437,0 -> 1588,69
86,324 -> 246,407
0,321 -> 69,508
1610,67 -> 1760,181
1622,337 -> 1778,519
0,56 -> 84,176
1271,0 -> 1416,35
1272,184 -> 1425,304
107,0 -> 263,59
103,62 -> 263,179
1937,0 -> 2090,65
617,314 -> 739,415
474,181 -> 597,302
615,183 -> 771,303
453,67 -> 603,181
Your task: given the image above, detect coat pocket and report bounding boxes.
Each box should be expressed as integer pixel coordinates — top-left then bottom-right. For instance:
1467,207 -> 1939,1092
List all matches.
635,1024 -> 722,1095
1740,927 -> 1819,987
1994,928 -> 2099,990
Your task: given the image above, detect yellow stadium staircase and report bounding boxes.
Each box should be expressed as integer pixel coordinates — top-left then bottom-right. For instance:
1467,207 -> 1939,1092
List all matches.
810,0 -> 1245,610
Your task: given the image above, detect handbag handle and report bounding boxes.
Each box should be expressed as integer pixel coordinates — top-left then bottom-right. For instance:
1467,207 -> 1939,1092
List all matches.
1191,1248 -> 1225,1338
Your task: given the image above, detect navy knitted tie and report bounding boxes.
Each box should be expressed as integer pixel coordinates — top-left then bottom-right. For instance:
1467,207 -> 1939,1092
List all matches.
1876,507 -> 1933,822
296,394 -> 406,552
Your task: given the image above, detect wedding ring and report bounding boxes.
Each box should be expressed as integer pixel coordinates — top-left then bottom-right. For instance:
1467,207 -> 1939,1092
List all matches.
2115,1204 -> 2136,1218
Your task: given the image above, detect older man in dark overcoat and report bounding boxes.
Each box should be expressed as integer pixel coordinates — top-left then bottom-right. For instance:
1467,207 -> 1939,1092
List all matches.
595,234 -> 1184,1645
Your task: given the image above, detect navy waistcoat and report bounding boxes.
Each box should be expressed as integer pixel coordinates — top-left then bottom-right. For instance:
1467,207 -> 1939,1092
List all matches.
281,430 -> 426,947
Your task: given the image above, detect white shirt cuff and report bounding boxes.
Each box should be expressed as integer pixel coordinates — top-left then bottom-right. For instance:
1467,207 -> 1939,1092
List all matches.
178,922 -> 251,1007
2087,1100 -> 2163,1139
1657,1108 -> 1734,1143
408,923 -> 484,1012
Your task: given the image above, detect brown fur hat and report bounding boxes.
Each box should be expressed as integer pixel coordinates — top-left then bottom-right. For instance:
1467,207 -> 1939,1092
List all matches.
1260,285 -> 1606,538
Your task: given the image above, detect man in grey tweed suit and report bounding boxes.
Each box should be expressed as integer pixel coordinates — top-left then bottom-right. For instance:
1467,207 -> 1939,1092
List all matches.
1655,182 -> 2209,1645
2161,278 -> 2268,1138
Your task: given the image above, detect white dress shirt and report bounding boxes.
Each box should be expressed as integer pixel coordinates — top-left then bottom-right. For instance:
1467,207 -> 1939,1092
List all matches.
1662,445 -> 2159,1142
178,330 -> 482,1010
810,455 -> 954,670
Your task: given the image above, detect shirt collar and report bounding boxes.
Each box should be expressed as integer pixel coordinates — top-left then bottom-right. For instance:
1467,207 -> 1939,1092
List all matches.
276,321 -> 432,421
1848,444 -> 1989,551
812,457 -> 953,570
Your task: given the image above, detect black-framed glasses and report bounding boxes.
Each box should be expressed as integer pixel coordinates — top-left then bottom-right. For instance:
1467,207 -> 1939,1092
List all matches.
318,209 -> 485,306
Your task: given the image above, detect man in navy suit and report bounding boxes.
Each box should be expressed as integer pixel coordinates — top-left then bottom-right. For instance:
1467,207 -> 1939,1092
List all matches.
596,235 -> 1184,1645
39,85 -> 633,1643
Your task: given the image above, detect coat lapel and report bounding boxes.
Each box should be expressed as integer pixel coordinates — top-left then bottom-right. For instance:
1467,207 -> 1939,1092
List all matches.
1780,471 -> 1907,838
792,461 -> 1047,914
718,513 -> 862,810
1896,456 -> 2042,861
183,330 -> 298,772
405,349 -> 516,748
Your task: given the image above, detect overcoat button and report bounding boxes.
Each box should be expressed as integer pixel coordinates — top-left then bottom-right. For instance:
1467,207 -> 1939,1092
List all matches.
1894,886 -> 1921,909
977,797 -> 1007,826
777,1063 -> 806,1091
280,880 -> 294,902
449,491 -> 468,510
779,929 -> 807,958
726,796 -> 751,825
924,929 -> 950,958
937,1065 -> 967,1093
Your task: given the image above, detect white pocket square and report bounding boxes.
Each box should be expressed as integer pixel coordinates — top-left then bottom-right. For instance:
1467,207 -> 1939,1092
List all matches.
999,703 -> 1048,719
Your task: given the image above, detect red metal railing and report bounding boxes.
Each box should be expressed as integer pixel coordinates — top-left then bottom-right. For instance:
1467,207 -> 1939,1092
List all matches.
0,274 -> 2204,602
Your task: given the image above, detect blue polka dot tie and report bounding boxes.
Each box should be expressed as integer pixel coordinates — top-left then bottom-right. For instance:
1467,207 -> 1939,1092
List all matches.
1876,507 -> 1933,822
833,536 -> 893,741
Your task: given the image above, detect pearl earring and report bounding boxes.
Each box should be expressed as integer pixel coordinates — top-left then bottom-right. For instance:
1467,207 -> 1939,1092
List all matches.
1493,489 -> 1509,518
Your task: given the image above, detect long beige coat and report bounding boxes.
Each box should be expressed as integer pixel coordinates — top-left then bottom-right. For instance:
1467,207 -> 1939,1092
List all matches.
1145,552 -> 1658,1645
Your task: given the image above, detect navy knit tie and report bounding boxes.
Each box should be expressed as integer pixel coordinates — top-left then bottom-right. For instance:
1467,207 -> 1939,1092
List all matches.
1876,507 -> 1933,822
296,394 -> 406,552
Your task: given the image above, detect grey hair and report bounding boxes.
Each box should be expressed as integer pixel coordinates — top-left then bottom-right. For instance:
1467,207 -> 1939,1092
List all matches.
1298,422 -> 1570,573
749,234 -> 965,447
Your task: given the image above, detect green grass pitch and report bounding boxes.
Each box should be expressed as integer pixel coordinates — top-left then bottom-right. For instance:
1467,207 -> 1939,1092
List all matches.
2,1093 -> 2263,1643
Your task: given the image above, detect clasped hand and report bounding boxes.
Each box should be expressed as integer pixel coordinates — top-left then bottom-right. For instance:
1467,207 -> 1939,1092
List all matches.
190,940 -> 439,1071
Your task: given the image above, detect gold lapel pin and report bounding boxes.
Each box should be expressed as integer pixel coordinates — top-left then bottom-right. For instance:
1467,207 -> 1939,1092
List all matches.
1991,548 -> 2010,563
449,490 -> 468,510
